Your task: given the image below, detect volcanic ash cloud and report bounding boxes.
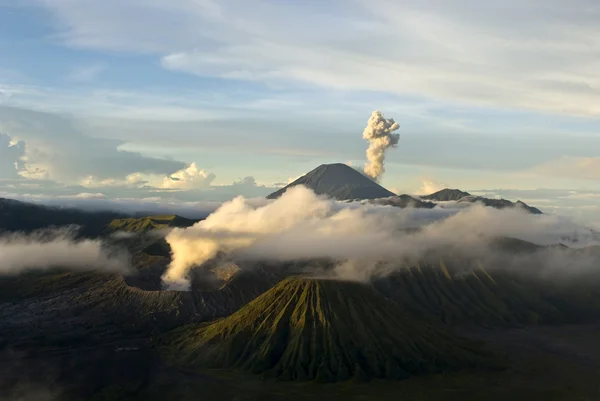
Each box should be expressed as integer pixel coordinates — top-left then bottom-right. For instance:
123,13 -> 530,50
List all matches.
363,111 -> 400,181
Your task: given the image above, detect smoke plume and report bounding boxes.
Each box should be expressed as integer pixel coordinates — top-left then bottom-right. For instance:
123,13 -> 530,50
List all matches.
363,110 -> 400,181
0,228 -> 130,275
162,185 -> 600,290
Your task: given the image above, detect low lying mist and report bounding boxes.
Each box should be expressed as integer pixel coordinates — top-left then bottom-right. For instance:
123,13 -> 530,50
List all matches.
161,186 -> 600,290
0,227 -> 131,276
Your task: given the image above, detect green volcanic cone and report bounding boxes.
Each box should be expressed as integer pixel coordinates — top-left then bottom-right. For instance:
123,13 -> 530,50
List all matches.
159,277 -> 495,382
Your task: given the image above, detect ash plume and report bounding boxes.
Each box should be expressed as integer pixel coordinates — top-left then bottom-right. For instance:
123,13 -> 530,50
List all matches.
362,110 -> 400,181
0,227 -> 131,275
162,185 -> 600,290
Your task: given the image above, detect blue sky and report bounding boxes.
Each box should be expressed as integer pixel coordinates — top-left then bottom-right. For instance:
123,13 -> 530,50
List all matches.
0,0 -> 599,226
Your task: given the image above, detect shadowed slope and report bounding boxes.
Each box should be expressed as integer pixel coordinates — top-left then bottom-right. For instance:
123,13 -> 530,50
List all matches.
160,277 -> 494,382
0,197 -> 124,237
374,263 -> 600,327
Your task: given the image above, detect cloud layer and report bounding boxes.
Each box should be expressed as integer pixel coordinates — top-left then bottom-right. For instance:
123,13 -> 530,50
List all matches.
0,228 -> 130,276
0,107 -> 186,183
34,0 -> 600,116
163,185 -> 600,290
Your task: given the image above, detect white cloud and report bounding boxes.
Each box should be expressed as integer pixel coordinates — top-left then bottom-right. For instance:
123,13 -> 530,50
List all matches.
0,107 -> 186,183
532,156 -> 600,180
68,63 -> 106,82
0,228 -> 130,276
34,0 -> 600,116
161,163 -> 216,189
414,179 -> 448,196
163,185 -> 600,290
80,172 -> 147,188
0,132 -> 25,178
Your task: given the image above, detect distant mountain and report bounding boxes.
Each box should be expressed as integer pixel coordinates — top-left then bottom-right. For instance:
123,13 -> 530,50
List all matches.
422,188 -> 471,201
0,197 -> 125,237
361,194 -> 436,209
107,215 -> 198,233
458,196 -> 543,214
267,163 -> 396,201
420,189 -> 543,214
160,277 -> 494,382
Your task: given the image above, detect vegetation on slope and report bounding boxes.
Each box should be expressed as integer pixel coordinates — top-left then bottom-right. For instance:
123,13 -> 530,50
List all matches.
373,263 -> 600,327
0,268 -> 278,349
160,277 -> 494,382
107,215 -> 198,233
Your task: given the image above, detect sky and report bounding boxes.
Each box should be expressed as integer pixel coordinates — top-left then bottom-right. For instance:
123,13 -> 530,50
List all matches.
0,0 -> 599,226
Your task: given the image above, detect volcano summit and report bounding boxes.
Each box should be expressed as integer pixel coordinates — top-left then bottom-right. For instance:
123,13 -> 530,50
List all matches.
267,163 -> 396,201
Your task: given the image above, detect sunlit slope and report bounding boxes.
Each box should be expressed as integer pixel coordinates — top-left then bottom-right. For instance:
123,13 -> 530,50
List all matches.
107,215 -> 198,233
160,277 -> 494,382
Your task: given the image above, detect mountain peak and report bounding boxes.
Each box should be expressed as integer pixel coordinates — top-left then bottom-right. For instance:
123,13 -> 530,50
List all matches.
160,276 -> 493,382
267,163 -> 396,201
421,188 -> 471,201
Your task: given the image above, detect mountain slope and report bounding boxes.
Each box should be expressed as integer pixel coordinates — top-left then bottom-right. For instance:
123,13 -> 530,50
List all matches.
160,277 -> 493,382
0,197 -> 125,237
419,189 -> 543,214
373,262 -> 600,327
267,163 -> 396,201
422,189 -> 471,201
458,196 -> 543,214
107,215 -> 198,233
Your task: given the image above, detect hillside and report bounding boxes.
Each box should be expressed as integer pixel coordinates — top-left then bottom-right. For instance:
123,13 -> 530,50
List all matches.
267,163 -> 396,201
0,197 -> 125,237
458,196 -> 543,214
160,277 -> 493,382
373,262 -> 600,327
0,268 -> 279,349
419,189 -> 543,214
107,215 -> 198,233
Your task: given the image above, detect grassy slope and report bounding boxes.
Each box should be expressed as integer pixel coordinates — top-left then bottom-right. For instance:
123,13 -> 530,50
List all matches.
374,263 -> 600,327
160,277 -> 494,382
107,215 -> 197,233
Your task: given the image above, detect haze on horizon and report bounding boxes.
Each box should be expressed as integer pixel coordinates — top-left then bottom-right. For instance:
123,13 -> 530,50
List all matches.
0,0 -> 599,228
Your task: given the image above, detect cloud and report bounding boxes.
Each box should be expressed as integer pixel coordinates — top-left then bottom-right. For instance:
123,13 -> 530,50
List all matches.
531,156 -> 600,180
414,179 -> 448,196
80,173 -> 148,188
67,63 -> 105,82
34,0 -> 600,116
162,185 -> 600,290
0,192 -> 222,219
0,228 -> 130,275
0,106 -> 186,183
0,133 -> 25,179
160,163 -> 216,189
